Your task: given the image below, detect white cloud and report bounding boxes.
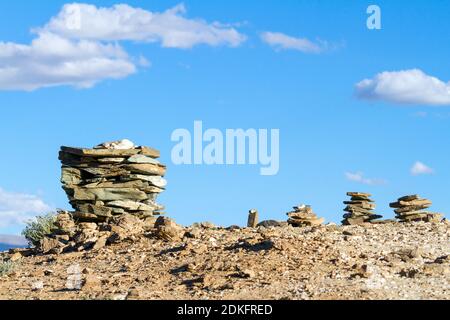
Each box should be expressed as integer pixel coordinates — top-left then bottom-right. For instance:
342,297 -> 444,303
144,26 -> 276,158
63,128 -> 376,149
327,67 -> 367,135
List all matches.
137,55 -> 151,68
0,188 -> 52,230
260,32 -> 327,54
355,69 -> 450,106
345,172 -> 386,186
40,3 -> 246,49
0,33 -> 136,91
411,161 -> 434,176
0,3 -> 245,91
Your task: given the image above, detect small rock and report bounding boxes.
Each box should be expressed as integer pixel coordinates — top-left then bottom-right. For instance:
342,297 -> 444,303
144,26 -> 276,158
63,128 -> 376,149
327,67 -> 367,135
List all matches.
44,270 -> 54,276
66,264 -> 83,291
92,235 -> 109,251
82,275 -> 102,291
434,255 -> 449,264
185,228 -> 202,239
400,268 -> 420,278
351,264 -> 372,279
396,248 -> 423,261
96,139 -> 135,150
422,263 -> 449,276
31,281 -> 44,291
200,222 -> 216,229
240,269 -> 256,278
155,217 -> 184,241
198,275 -> 215,287
192,244 -> 208,255
9,252 -> 23,262
257,220 -> 283,228
40,237 -> 64,254
112,293 -> 128,300
82,267 -> 92,275
126,288 -> 141,300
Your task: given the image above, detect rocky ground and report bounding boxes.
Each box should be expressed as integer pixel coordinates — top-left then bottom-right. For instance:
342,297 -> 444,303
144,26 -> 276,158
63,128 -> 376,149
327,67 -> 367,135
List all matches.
0,220 -> 449,300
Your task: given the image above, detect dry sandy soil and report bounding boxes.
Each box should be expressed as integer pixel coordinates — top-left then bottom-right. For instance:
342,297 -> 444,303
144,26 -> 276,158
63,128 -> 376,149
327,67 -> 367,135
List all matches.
0,221 -> 449,300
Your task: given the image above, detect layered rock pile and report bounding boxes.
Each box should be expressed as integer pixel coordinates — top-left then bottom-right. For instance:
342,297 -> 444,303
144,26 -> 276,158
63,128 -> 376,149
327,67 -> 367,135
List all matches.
35,140 -> 182,254
287,205 -> 324,227
342,192 -> 382,225
59,139 -> 167,223
390,195 -> 443,223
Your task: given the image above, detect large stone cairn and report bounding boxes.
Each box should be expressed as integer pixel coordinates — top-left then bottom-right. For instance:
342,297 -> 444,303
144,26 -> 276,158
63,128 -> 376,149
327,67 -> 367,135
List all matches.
287,205 -> 324,227
59,139 -> 167,223
390,195 -> 443,223
342,192 -> 382,225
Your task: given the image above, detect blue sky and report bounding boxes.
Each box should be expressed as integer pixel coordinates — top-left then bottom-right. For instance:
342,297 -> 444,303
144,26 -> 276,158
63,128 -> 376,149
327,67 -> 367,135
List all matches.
0,0 -> 449,235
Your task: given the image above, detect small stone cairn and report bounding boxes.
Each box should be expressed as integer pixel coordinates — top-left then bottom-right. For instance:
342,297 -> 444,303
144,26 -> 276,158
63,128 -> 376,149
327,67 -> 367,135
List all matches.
287,205 -> 324,227
247,209 -> 259,228
390,195 -> 443,223
342,192 -> 382,225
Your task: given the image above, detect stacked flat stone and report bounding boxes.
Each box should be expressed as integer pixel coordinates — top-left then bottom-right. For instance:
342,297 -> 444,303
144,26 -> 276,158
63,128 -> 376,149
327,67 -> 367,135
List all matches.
342,192 -> 382,225
390,195 -> 443,223
59,140 -> 167,223
287,205 -> 324,227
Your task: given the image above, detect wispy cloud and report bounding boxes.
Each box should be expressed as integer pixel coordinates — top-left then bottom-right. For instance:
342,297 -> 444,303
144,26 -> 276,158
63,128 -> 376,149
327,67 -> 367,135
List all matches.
40,3 -> 247,49
355,69 -> 450,106
0,3 -> 246,91
411,161 -> 434,176
412,111 -> 428,118
411,111 -> 450,119
345,172 -> 386,186
260,32 -> 328,54
0,188 -> 52,231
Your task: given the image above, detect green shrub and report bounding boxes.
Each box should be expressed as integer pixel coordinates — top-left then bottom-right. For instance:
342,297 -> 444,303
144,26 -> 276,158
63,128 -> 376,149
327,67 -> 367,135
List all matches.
0,258 -> 16,277
22,213 -> 57,247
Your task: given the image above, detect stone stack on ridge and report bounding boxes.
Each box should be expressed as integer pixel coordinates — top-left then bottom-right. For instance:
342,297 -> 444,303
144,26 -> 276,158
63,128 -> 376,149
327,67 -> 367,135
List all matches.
390,195 -> 443,223
59,139 -> 167,223
342,192 -> 382,225
287,205 -> 324,227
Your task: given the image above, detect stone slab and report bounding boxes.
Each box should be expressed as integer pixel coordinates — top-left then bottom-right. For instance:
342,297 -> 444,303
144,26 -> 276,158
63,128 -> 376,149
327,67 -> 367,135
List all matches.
71,187 -> 148,201
61,146 -> 160,159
